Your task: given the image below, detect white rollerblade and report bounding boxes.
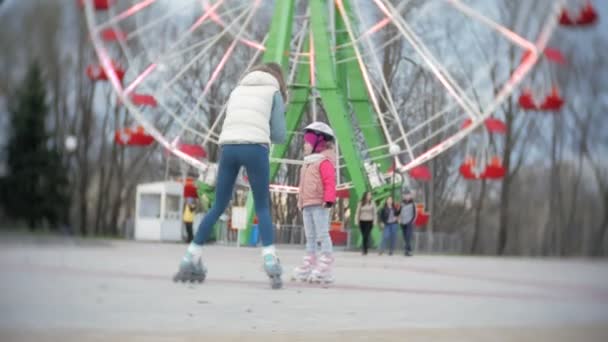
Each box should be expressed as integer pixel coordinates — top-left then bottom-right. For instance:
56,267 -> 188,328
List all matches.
291,254 -> 316,282
309,253 -> 334,285
173,253 -> 207,283
263,252 -> 283,289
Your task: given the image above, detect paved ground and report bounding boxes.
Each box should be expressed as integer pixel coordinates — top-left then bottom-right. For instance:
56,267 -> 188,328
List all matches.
1,233 -> 607,341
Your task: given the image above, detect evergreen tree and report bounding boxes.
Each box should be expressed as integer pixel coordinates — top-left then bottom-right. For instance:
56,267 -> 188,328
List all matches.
1,62 -> 69,230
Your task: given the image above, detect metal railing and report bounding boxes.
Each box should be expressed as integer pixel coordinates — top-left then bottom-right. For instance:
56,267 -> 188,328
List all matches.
183,221 -> 464,254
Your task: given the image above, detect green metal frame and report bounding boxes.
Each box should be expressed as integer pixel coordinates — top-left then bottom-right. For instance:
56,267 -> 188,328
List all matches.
195,181 -> 219,241
333,0 -> 393,247
234,0 -> 396,248
240,0 -> 298,245
310,0 -> 369,199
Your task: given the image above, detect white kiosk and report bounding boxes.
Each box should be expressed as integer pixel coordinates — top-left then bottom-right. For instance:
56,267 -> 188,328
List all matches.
134,181 -> 184,242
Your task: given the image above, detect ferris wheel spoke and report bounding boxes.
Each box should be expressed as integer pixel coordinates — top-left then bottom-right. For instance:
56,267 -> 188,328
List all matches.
158,83 -> 221,139
334,18 -> 390,52
374,0 -> 482,123
200,0 -> 265,51
96,0 -> 157,31
335,0 -> 422,51
365,114 -> 462,165
359,29 -> 415,163
446,0 -> 538,52
394,3 -> 560,174
409,114 -> 466,152
124,62 -> 157,95
188,0 -> 227,34
399,60 -> 502,144
158,34 -> 225,65
127,1 -> 249,70
334,0 -> 394,149
125,1 -> 194,41
288,19 -> 310,86
173,39 -> 238,140
134,0 -> 242,82
142,73 -> 222,140
139,81 -> 221,142
336,32 -> 401,65
376,0 -> 484,115
160,3 -> 256,93
85,5 -> 212,170
201,30 -> 267,147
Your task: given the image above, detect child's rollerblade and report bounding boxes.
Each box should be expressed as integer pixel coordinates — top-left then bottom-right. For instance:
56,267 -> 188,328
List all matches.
263,251 -> 283,289
173,252 -> 207,283
309,253 -> 334,285
291,254 -> 316,282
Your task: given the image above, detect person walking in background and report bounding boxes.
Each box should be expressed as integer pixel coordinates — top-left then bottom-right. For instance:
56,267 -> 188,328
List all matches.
378,196 -> 400,256
182,198 -> 196,243
355,191 -> 376,255
399,192 -> 417,256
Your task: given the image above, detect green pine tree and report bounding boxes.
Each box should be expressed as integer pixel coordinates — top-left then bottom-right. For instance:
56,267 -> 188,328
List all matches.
1,62 -> 69,231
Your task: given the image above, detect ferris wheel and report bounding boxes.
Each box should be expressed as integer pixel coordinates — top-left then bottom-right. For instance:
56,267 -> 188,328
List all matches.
81,0 -> 563,198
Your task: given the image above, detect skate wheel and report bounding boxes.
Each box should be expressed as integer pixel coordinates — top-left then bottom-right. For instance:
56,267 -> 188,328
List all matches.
270,275 -> 282,289
291,275 -> 307,282
173,271 -> 185,283
172,270 -> 206,284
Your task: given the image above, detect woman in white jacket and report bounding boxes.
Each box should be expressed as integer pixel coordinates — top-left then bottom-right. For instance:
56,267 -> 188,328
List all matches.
174,63 -> 287,289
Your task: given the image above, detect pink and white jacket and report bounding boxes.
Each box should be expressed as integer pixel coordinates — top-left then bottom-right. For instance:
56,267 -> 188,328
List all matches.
298,148 -> 337,209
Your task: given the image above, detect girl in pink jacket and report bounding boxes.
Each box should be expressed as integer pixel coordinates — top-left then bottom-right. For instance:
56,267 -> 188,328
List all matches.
292,122 -> 337,284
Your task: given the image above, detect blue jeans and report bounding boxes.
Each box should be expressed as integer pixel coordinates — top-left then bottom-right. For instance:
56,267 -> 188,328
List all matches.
379,223 -> 398,254
302,205 -> 332,254
401,223 -> 414,253
193,144 -> 273,246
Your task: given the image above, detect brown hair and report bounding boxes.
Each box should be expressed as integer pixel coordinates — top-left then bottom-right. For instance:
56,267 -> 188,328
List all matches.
360,191 -> 372,205
247,62 -> 287,101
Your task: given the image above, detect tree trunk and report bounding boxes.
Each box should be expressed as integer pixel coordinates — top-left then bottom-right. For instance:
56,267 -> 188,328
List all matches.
592,193 -> 608,256
471,180 -> 487,254
77,94 -> 94,236
497,99 -> 514,255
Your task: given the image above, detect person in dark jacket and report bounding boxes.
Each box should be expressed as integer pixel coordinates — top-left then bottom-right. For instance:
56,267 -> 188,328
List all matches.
378,197 -> 401,256
399,193 -> 417,256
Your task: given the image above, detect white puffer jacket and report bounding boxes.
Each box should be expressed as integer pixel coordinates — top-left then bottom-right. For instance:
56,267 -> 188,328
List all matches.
218,71 -> 280,145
